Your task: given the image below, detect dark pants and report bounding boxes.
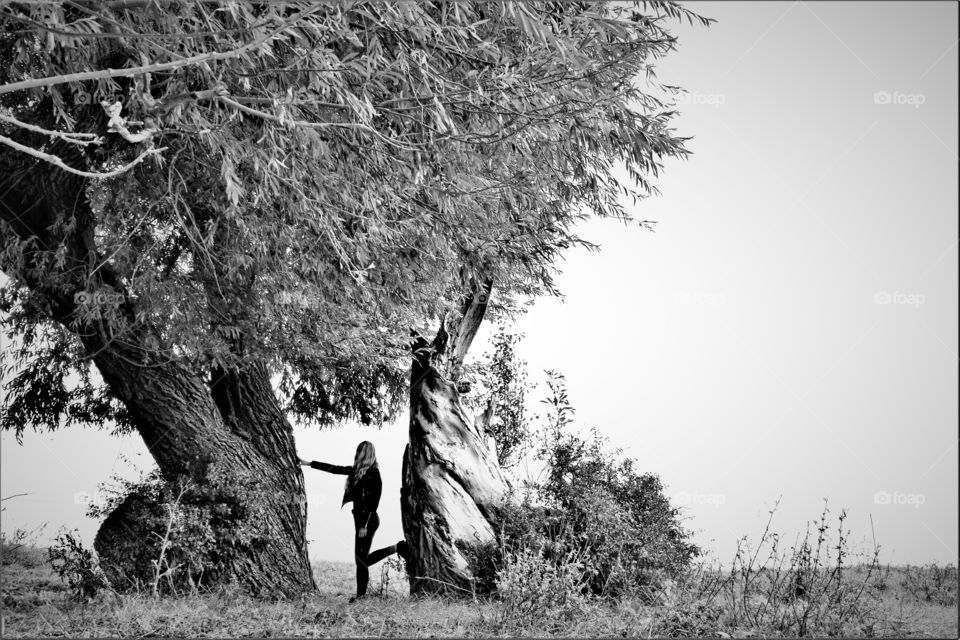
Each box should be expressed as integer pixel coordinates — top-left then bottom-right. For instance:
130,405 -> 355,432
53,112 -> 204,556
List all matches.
353,510 -> 396,597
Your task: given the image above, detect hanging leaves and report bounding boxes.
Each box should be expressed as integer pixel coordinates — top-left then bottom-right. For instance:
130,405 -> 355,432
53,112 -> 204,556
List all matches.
0,0 -> 709,429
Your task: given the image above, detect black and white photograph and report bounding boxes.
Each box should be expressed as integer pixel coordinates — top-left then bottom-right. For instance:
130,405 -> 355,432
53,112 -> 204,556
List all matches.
0,1 -> 957,637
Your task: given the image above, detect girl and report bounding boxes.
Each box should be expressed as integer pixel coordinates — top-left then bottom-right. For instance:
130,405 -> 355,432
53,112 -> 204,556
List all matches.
300,441 -> 409,600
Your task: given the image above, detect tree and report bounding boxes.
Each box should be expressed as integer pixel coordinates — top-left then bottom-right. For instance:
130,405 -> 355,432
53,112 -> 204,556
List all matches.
392,2 -> 710,593
0,1 -> 708,596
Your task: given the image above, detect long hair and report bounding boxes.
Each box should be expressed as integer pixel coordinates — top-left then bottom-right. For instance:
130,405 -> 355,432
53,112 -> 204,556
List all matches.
342,441 -> 378,507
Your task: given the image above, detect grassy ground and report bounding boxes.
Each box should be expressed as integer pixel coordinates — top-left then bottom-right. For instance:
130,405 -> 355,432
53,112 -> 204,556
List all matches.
1,544 -> 957,637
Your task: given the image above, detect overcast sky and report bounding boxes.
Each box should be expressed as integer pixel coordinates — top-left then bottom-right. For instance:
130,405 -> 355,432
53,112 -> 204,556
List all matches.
2,1 -> 957,570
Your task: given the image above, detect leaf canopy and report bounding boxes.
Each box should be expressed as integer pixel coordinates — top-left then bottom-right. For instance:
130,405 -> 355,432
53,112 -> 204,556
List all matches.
0,0 -> 708,435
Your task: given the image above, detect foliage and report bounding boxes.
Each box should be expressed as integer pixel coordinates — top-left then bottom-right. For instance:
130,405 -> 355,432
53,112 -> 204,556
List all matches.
375,555 -> 408,599
463,327 -> 534,467
0,0 -> 708,435
529,374 -> 699,597
898,563 -> 958,607
520,370 -> 698,598
0,521 -> 46,567
88,466 -> 273,595
47,530 -> 111,601
0,320 -> 136,441
463,347 -> 699,599
494,543 -> 589,627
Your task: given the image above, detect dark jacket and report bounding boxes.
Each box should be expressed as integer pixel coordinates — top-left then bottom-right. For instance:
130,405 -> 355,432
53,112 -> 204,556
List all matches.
309,461 -> 382,526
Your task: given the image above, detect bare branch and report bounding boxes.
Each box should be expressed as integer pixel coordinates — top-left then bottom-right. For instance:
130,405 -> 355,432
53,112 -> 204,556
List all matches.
0,132 -> 164,179
0,112 -> 103,146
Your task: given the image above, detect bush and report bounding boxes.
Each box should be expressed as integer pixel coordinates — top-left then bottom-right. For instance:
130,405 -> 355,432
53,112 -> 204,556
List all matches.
495,543 -> 589,627
1,523 -> 46,567
463,349 -> 699,601
47,530 -> 110,600
89,464 -> 271,596
509,371 -> 698,599
900,563 -> 958,606
463,328 -> 534,468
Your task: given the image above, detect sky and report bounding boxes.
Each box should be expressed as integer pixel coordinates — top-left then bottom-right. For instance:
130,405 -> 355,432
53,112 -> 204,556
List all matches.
1,1 -> 958,570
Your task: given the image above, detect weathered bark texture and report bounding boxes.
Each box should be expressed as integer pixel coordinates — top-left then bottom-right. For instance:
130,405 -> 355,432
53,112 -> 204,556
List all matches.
91,356 -> 315,597
1,145 -> 315,597
401,280 -> 509,594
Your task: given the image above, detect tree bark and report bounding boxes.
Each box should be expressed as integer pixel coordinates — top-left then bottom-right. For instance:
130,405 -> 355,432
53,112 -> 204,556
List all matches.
91,353 -> 315,597
1,150 -> 315,597
401,280 -> 509,595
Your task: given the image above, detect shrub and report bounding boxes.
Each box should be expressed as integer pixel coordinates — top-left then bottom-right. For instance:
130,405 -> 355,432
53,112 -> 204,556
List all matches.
47,530 -> 110,600
463,328 -> 534,468
900,563 -> 958,606
1,523 -> 46,567
512,371 -> 699,599
463,352 -> 698,601
88,464 -> 272,596
495,543 -> 589,627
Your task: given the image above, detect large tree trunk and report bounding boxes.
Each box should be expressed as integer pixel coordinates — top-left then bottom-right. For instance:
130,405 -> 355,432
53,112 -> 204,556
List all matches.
401,280 -> 509,595
91,353 -> 315,597
0,151 -> 315,598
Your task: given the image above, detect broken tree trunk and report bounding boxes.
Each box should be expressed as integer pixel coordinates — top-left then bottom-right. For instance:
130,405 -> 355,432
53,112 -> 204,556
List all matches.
401,280 -> 509,595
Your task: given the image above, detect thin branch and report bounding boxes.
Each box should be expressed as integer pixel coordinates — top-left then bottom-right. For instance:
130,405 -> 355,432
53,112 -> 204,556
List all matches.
0,132 -> 165,179
215,94 -> 358,130
215,94 -> 424,151
0,112 -> 102,146
0,7 -> 319,96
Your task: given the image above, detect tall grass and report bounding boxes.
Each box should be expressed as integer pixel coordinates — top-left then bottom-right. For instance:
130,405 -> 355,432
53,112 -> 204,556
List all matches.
663,500 -> 887,636
481,499 -> 955,638
2,540 -> 955,638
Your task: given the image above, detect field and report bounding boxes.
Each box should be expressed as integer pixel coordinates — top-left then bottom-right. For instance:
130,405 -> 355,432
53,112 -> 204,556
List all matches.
1,543 -> 956,638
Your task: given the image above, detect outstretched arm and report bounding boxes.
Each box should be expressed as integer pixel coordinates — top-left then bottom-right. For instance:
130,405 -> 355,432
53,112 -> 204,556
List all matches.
298,457 -> 351,475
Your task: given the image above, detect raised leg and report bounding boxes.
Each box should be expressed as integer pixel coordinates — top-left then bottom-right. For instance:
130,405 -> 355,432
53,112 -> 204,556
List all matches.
366,544 -> 398,566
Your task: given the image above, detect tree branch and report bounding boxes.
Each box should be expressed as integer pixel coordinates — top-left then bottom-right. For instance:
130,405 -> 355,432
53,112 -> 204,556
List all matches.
0,7 -> 319,96
215,95 -> 423,151
0,112 -> 102,146
0,132 -> 164,179
441,278 -> 493,382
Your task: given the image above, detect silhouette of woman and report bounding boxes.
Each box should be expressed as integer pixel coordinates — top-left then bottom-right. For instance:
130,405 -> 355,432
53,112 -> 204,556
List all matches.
300,441 -> 409,600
